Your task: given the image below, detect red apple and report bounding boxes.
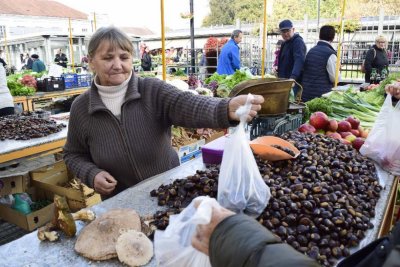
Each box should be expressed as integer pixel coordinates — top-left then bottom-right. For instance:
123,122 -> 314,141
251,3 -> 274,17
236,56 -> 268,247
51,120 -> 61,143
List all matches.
298,123 -> 316,133
350,129 -> 360,137
309,112 -> 330,130
327,132 -> 342,139
345,134 -> 356,143
327,119 -> 338,132
337,120 -> 352,132
339,131 -> 352,138
352,137 -> 365,151
346,116 -> 360,130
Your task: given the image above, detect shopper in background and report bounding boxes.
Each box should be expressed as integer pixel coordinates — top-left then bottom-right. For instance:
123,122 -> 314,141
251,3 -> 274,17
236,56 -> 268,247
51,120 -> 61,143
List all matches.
0,63 -> 14,117
31,54 -> 46,73
272,40 -> 283,74
22,53 -> 33,70
192,199 -> 400,267
63,26 -> 264,198
277,19 -> 307,96
141,46 -> 152,71
301,25 -> 338,102
364,35 -> 389,83
217,29 -> 242,75
54,49 -> 68,68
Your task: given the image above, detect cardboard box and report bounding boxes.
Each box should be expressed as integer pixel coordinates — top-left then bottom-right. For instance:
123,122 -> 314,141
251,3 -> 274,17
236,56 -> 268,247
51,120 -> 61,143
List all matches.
30,161 -> 101,212
0,175 -> 24,197
0,187 -> 54,231
205,131 -> 226,144
174,139 -> 205,164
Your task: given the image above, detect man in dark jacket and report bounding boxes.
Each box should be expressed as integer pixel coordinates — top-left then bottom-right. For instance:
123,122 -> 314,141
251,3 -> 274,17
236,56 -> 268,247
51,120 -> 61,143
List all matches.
192,200 -> 400,267
217,29 -> 242,75
277,20 -> 306,96
54,49 -> 68,68
301,25 -> 337,102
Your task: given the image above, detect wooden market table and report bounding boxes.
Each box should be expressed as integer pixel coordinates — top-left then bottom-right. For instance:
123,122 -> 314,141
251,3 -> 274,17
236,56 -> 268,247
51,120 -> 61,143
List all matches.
0,157 -> 397,266
13,87 -> 89,112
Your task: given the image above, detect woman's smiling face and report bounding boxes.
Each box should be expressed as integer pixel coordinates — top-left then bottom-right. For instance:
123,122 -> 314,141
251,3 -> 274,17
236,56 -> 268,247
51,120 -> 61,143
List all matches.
89,41 -> 132,86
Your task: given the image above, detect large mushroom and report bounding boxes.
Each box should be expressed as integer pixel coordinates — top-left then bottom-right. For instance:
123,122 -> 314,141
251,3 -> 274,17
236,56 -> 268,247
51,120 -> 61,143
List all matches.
74,208 -> 141,260
116,230 -> 154,266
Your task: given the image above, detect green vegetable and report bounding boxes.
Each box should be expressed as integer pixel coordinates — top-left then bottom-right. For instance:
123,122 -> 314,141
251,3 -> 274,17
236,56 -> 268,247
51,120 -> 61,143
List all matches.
173,68 -> 186,77
304,97 -> 333,121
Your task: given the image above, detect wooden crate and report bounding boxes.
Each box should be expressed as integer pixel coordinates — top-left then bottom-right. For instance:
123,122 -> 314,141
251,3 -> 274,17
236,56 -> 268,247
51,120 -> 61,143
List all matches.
30,161 -> 101,212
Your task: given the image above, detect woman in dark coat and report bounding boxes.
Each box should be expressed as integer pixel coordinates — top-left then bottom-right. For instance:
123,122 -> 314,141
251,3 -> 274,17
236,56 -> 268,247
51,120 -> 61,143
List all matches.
364,35 -> 389,83
141,47 -> 152,71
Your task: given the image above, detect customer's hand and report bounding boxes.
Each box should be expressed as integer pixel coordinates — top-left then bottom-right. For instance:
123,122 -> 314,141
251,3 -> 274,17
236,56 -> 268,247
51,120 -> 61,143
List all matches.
191,202 -> 235,256
228,94 -> 264,122
93,171 -> 117,195
385,82 -> 400,100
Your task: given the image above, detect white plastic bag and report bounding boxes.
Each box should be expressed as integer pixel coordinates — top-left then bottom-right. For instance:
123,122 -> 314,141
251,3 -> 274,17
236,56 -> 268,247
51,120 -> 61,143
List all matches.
360,94 -> 400,175
154,196 -> 218,267
217,93 -> 271,216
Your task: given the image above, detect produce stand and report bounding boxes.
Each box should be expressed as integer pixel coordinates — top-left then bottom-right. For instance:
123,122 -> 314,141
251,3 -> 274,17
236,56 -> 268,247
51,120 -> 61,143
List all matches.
0,156 -> 396,266
0,123 -> 68,166
13,87 -> 89,112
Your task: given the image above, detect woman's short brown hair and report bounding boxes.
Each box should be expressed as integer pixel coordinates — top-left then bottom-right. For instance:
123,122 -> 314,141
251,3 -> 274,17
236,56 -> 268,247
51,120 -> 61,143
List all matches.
88,26 -> 133,57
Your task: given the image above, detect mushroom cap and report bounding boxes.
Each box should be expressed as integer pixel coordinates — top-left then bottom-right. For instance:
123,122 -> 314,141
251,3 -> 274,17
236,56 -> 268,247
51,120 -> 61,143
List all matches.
75,209 -> 141,260
116,230 -> 154,266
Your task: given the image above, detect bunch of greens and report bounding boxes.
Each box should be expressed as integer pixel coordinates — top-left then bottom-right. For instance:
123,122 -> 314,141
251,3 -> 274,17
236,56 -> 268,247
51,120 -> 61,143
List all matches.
304,97 -> 333,121
8,80 -> 35,96
204,72 -> 227,85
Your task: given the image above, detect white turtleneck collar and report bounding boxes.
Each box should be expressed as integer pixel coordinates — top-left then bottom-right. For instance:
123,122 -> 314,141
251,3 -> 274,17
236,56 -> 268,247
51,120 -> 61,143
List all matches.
95,72 -> 132,118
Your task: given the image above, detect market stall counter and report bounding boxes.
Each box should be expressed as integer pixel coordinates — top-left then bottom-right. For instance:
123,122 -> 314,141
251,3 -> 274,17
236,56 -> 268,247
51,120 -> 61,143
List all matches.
0,122 -> 68,166
0,157 -> 205,267
0,156 -> 396,267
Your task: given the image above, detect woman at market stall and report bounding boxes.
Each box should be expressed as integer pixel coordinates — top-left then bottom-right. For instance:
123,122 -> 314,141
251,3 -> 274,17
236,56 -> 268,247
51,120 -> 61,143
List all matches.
63,26 -> 264,198
364,35 -> 389,83
0,63 -> 14,117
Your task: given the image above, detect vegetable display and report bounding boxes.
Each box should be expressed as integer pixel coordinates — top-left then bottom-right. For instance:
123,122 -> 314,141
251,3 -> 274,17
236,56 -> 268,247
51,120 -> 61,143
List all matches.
204,70 -> 253,97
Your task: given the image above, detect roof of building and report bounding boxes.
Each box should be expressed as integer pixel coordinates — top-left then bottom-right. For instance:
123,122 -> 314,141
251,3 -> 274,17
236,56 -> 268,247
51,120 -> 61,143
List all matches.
0,0 -> 87,19
120,27 -> 155,37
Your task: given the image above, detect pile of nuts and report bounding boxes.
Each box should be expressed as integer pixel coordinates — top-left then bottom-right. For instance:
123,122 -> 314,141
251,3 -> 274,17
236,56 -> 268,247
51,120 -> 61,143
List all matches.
0,113 -> 66,141
150,131 -> 381,266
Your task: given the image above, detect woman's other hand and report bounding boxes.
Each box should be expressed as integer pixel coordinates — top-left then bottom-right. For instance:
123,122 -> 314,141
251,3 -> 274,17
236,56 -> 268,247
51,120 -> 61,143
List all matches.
191,202 -> 235,256
385,82 -> 400,100
93,171 -> 117,195
228,94 -> 264,122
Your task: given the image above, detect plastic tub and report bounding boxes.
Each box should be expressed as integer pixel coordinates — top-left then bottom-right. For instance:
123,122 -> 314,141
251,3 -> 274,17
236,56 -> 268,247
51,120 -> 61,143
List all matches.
201,136 -> 227,164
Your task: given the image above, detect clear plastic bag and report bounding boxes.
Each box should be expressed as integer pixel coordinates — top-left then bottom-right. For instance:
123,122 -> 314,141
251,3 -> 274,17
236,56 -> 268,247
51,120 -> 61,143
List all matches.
360,94 -> 400,175
217,93 -> 271,216
154,196 -> 218,267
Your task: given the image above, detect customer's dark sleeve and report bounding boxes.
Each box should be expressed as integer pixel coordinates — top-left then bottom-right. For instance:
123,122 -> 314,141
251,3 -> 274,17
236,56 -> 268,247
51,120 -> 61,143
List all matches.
209,214 -> 320,267
290,39 -> 306,81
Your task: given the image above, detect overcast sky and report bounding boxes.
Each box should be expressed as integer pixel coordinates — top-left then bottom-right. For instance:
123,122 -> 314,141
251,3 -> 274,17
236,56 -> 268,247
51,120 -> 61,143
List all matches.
54,0 -> 210,33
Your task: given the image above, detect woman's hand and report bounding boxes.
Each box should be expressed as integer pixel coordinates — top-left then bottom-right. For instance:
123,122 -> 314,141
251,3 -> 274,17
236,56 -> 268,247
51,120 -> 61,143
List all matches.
385,82 -> 400,100
191,203 -> 235,256
228,94 -> 264,122
93,171 -> 117,195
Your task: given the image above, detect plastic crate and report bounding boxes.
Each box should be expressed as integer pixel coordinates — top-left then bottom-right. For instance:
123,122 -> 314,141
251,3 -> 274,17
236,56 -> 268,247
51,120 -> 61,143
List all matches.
61,74 -> 78,89
36,77 -> 65,92
77,74 -> 92,87
249,113 -> 303,140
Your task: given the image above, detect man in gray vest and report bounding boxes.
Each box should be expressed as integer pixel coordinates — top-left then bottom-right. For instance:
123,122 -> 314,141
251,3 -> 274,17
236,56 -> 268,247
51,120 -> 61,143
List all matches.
301,25 -> 338,102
